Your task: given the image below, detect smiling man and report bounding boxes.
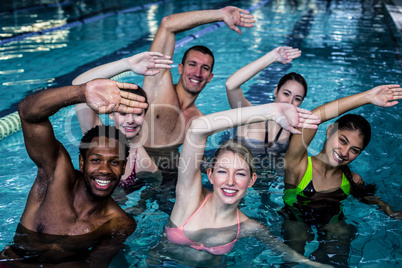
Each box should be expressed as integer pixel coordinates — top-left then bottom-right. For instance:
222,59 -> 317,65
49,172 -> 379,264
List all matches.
0,79 -> 144,267
141,6 -> 255,170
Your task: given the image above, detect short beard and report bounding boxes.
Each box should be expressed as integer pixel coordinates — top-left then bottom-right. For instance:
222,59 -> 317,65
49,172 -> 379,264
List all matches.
83,174 -> 114,202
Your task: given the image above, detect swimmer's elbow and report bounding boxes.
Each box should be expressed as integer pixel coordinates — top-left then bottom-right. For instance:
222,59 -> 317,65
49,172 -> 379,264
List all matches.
187,117 -> 210,139
160,15 -> 177,33
352,172 -> 364,185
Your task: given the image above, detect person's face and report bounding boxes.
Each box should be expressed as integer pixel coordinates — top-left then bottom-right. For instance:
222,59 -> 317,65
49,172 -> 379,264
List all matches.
178,50 -> 214,94
109,111 -> 145,140
207,151 -> 256,205
79,137 -> 126,199
324,127 -> 364,167
274,80 -> 305,107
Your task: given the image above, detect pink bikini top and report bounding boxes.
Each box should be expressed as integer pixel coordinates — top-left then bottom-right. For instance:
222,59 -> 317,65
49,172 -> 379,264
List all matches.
165,193 -> 240,255
118,148 -> 138,188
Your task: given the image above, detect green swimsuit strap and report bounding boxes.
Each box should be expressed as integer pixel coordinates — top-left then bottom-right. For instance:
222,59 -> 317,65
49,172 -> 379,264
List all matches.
283,157 -> 313,206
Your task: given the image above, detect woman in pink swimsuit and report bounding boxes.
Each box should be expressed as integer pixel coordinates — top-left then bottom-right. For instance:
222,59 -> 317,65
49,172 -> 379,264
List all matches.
147,102 -> 330,267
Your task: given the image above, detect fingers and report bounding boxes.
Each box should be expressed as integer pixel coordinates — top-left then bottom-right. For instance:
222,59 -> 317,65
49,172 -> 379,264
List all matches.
383,101 -> 399,107
115,81 -> 138,90
148,52 -> 172,59
231,26 -> 242,35
296,107 -> 313,115
287,126 -> 302,135
120,96 -> 148,109
296,108 -> 320,130
239,11 -> 255,28
238,8 -> 250,14
114,106 -> 146,115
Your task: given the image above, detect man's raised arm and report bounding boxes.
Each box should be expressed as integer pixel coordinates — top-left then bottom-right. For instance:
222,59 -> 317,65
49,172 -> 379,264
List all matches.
18,79 -> 147,170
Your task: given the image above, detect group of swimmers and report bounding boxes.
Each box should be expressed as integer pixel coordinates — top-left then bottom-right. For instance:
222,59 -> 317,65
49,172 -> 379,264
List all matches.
1,5 -> 401,268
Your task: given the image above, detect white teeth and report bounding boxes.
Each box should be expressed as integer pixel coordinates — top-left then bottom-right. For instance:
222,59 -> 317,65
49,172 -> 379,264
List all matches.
223,189 -> 236,194
95,179 -> 111,186
190,79 -> 200,83
334,152 -> 343,161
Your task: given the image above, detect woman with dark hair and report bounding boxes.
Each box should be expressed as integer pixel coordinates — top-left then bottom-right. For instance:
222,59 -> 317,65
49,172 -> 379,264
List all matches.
282,84 -> 402,267
226,46 -> 306,153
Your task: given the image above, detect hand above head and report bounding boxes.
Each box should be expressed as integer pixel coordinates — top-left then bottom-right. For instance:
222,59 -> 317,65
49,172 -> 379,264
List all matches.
221,6 -> 255,35
273,103 -> 320,134
126,51 -> 173,76
366,84 -> 402,107
85,79 -> 148,115
274,46 -> 302,65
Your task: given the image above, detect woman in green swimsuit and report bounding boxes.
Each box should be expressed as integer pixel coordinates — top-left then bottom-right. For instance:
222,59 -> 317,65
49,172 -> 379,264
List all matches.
283,84 -> 402,267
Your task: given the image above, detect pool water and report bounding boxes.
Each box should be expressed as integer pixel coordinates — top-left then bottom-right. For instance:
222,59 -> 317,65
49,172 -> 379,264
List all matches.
0,0 -> 401,267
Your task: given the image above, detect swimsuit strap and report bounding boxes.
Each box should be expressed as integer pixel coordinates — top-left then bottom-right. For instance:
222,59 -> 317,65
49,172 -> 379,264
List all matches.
264,120 -> 269,144
118,148 -> 138,188
264,120 -> 284,145
235,208 -> 240,239
273,127 -> 284,143
181,193 -> 212,227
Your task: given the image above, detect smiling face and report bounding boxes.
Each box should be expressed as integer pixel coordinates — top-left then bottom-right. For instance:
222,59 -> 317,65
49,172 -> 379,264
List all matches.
79,137 -> 126,200
178,50 -> 214,95
109,111 -> 145,140
207,151 -> 257,205
324,126 -> 364,167
274,80 -> 306,107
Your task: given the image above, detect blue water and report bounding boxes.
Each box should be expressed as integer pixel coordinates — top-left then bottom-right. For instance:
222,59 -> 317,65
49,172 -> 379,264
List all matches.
0,0 -> 401,267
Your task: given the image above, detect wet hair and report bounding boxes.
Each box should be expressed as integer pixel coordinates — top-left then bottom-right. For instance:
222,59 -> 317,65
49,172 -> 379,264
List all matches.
330,114 -> 376,199
120,85 -> 149,114
79,125 -> 130,162
210,139 -> 255,175
181,45 -> 215,72
330,114 -> 371,150
277,72 -> 308,98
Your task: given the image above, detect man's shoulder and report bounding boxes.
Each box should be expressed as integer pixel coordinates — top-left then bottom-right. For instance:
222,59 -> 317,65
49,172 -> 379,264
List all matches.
103,208 -> 137,238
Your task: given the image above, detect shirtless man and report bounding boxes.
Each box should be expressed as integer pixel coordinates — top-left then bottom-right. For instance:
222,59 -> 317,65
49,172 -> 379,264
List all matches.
141,6 -> 255,169
0,79 -> 145,267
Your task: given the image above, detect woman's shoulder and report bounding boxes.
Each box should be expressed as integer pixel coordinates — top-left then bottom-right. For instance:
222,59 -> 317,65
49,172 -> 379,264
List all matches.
351,172 -> 364,185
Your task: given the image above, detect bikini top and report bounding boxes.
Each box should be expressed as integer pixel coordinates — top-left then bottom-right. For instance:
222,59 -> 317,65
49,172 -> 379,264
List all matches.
118,148 -> 138,188
265,121 -> 291,146
165,193 -> 241,255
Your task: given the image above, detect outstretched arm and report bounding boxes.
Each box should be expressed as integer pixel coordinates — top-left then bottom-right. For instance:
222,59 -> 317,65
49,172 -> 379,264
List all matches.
226,47 -> 301,109
286,84 -> 402,166
150,6 -> 255,57
73,52 -> 173,85
143,6 -> 255,100
19,79 -> 147,170
74,52 -> 172,134
175,103 -> 319,206
361,196 -> 402,220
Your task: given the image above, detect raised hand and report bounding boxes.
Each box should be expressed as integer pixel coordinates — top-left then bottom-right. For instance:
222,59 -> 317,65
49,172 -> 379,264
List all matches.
274,47 -> 302,65
221,6 -> 255,35
85,79 -> 148,114
366,84 -> 402,107
126,52 -> 173,76
274,103 -> 320,134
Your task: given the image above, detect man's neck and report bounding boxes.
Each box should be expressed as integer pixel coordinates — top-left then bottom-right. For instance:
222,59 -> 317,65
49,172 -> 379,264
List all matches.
174,83 -> 200,111
73,178 -> 110,220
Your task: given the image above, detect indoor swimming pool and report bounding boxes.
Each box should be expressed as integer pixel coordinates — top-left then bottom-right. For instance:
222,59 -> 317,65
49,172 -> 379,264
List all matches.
0,0 -> 401,267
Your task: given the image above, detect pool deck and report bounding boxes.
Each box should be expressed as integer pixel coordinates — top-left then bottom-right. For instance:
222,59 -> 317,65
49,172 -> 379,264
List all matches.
386,0 -> 402,34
